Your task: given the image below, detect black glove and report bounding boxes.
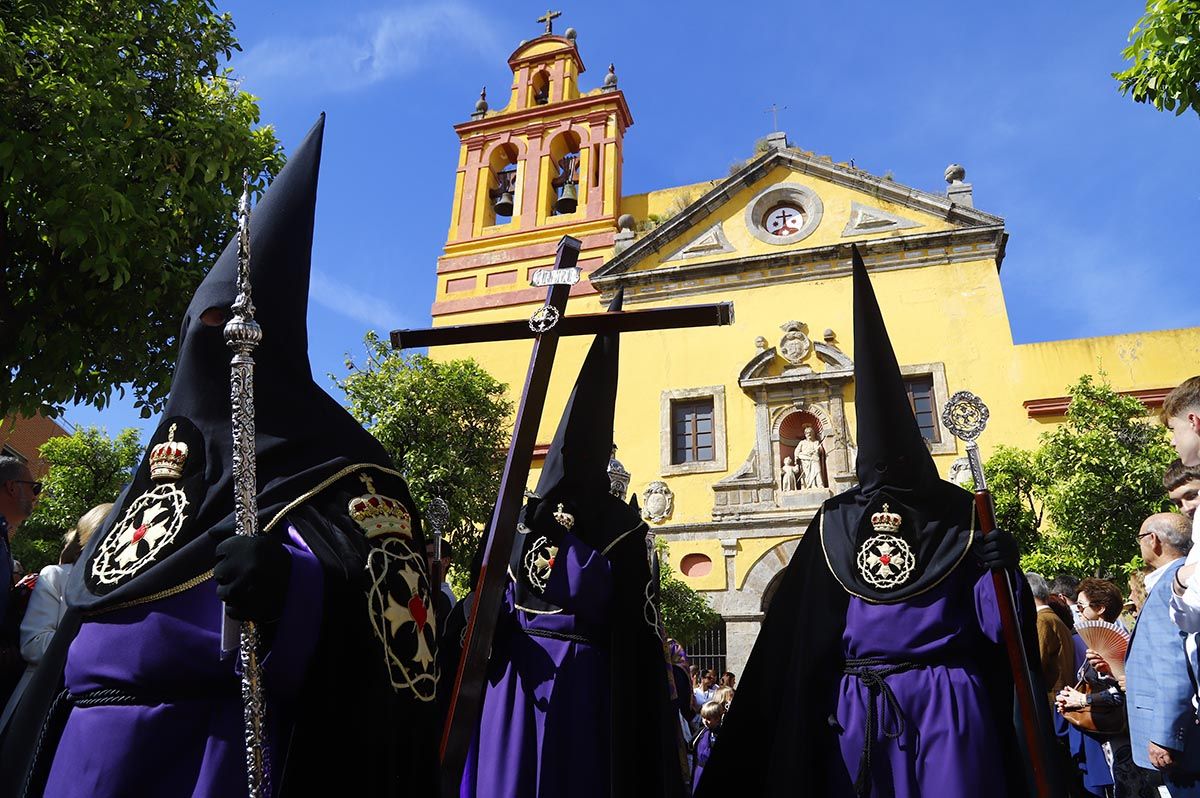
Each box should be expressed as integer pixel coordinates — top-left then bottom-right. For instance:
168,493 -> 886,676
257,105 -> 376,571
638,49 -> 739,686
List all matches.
524,496 -> 577,543
211,531 -> 292,623
975,528 -> 1019,571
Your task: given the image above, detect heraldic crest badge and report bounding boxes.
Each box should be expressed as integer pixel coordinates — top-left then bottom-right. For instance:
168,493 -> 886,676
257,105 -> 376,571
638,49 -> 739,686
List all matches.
91,423 -> 192,586
354,471 -> 438,702
855,504 -> 915,590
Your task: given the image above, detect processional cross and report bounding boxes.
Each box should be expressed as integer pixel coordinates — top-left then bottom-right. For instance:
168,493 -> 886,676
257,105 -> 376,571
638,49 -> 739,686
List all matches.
390,236 -> 733,796
537,8 -> 561,34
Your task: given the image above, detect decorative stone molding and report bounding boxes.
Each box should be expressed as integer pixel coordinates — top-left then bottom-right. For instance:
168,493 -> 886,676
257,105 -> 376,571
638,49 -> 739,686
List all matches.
663,222 -> 735,262
744,182 -> 824,246
947,456 -> 972,487
641,481 -> 674,524
841,201 -> 922,237
660,385 -> 727,476
777,320 -> 813,372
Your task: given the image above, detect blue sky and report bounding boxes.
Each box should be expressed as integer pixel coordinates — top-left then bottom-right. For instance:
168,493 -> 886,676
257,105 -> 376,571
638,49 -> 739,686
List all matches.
67,1 -> 1199,439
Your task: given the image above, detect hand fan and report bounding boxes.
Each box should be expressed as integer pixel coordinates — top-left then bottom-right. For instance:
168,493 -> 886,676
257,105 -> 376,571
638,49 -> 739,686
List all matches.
1075,619 -> 1131,680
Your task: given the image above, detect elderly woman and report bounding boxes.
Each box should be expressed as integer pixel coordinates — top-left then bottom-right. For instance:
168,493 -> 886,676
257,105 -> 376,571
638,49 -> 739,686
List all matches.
1056,578 -> 1155,798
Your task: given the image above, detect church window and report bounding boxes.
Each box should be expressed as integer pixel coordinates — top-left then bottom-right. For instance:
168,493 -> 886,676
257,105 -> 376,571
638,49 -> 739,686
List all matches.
485,143 -> 520,226
531,69 -> 551,105
660,386 -> 727,476
744,183 -> 824,246
903,375 -> 940,443
672,399 -> 715,464
547,131 -> 581,217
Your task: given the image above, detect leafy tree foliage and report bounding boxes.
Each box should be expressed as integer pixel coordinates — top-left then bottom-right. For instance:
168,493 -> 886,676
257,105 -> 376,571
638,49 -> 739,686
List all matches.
656,539 -> 720,647
337,333 -> 514,586
0,0 -> 282,417
987,374 -> 1175,579
12,426 -> 142,573
1113,1 -> 1200,118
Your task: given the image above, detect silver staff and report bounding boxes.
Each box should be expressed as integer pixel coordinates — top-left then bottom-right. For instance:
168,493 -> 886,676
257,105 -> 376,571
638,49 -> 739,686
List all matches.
223,173 -> 270,798
941,390 -> 991,489
428,497 -> 450,590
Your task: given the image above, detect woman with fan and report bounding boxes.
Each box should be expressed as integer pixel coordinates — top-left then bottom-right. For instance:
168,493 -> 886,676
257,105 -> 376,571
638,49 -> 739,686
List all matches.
1057,578 -> 1156,798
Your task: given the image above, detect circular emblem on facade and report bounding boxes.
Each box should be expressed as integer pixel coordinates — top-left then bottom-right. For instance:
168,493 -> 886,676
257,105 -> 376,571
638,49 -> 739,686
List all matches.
744,183 -> 824,246
764,203 -> 805,237
522,535 -> 558,593
366,538 -> 438,702
778,320 -> 812,366
90,484 -> 189,586
856,534 -> 916,590
641,481 -> 674,524
528,305 -> 560,333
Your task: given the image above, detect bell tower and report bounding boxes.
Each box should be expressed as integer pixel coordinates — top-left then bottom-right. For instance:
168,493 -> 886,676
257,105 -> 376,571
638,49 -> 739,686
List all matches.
433,14 -> 633,319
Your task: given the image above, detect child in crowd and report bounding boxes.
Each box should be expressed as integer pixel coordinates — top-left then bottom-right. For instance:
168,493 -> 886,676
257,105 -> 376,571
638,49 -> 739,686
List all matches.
692,699 -> 725,793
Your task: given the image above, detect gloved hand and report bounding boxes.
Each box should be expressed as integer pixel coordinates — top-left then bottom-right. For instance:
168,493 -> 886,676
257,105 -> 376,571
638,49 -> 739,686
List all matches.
211,531 -> 292,623
975,528 -> 1019,571
524,496 -> 577,543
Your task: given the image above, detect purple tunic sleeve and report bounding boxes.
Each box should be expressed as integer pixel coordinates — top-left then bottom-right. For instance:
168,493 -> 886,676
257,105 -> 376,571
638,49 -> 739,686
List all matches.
973,566 -> 1030,645
257,523 -> 325,695
541,532 -> 613,627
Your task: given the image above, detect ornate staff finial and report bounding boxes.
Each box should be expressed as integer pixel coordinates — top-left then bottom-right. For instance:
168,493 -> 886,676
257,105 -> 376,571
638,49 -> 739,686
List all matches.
941,390 -> 991,489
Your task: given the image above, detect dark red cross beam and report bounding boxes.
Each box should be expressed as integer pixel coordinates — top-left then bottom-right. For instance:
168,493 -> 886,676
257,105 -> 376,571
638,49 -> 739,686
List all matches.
390,235 -> 733,795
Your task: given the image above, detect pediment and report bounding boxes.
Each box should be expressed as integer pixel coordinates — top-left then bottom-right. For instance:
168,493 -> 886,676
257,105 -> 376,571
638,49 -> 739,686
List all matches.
595,147 -> 1005,287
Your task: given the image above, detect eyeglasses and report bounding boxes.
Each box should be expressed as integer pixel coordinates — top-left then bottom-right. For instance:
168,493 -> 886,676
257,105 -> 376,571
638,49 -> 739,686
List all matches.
8,480 -> 42,496
1076,602 -> 1101,611
1135,531 -> 1154,541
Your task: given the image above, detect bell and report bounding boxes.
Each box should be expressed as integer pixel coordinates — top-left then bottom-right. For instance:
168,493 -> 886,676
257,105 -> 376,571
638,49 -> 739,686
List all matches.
493,190 -> 514,217
555,182 -> 578,214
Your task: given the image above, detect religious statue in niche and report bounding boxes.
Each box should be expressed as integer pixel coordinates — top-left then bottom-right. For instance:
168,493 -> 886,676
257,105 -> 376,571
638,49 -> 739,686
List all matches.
794,425 -> 827,489
780,456 -> 800,492
778,320 -> 812,371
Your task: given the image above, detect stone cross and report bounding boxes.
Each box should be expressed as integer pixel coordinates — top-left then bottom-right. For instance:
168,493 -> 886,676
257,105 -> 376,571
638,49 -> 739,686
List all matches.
537,9 -> 561,33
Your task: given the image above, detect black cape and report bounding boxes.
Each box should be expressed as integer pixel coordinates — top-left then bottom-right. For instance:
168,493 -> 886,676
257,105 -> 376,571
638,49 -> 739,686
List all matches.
0,117 -> 440,797
501,289 -> 687,798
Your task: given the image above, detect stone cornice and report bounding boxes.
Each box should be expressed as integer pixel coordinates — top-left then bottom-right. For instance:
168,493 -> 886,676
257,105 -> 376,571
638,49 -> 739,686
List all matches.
454,90 -> 633,136
595,148 -> 1005,281
593,226 -> 1008,305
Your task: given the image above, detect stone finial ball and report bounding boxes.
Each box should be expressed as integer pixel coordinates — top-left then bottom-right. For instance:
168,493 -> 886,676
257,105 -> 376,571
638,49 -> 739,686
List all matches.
565,27 -> 577,41
823,328 -> 835,342
944,163 -> 966,183
755,335 -> 768,350
617,213 -> 636,231
474,88 -> 488,113
603,63 -> 618,87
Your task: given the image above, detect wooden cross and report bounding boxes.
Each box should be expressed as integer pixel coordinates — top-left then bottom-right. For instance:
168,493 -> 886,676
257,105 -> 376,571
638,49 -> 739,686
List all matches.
391,236 -> 733,795
537,8 -> 561,34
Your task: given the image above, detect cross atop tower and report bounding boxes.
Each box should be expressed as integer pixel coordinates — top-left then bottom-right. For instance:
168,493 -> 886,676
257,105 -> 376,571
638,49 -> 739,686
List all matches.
537,9 -> 561,34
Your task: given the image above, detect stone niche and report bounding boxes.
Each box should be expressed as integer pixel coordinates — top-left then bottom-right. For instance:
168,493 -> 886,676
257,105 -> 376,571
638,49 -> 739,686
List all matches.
712,329 -> 856,520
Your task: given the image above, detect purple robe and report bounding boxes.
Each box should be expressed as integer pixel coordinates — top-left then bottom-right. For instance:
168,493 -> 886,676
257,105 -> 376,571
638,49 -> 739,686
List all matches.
834,565 -> 1009,797
692,729 -> 716,794
42,525 -> 322,798
461,532 -> 612,798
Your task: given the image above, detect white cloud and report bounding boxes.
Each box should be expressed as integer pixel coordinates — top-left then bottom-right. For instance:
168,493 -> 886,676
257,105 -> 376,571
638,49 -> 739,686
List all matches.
310,269 -> 408,332
237,3 -> 501,94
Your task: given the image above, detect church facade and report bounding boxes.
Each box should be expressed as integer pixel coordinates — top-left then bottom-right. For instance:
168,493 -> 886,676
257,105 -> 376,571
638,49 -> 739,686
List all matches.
429,26 -> 1200,674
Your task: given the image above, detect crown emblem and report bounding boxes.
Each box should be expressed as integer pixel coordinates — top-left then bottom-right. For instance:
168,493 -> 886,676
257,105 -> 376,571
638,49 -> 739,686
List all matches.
552,503 -> 575,531
149,423 -> 189,482
870,503 -> 902,533
349,472 -> 413,540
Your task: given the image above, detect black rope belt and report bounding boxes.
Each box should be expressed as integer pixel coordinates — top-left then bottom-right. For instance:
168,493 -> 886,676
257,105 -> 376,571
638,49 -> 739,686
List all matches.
842,658 -> 923,798
521,627 -> 597,645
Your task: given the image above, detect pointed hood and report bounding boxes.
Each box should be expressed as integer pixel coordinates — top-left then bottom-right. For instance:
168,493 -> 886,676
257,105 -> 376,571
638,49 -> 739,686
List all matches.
533,289 -> 624,508
815,245 -> 975,604
850,245 -> 939,494
74,115 -> 400,606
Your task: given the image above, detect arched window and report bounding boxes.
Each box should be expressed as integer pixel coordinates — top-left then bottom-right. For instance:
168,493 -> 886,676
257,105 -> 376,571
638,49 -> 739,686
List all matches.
531,69 -> 551,106
484,143 -> 519,227
547,130 -> 581,217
